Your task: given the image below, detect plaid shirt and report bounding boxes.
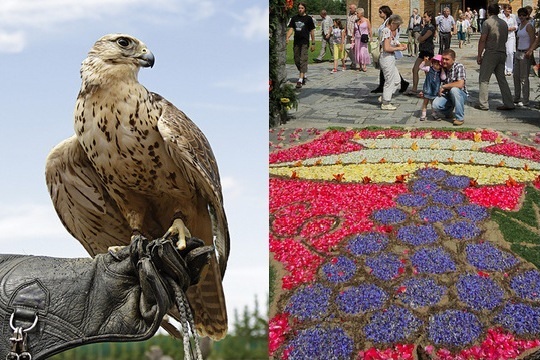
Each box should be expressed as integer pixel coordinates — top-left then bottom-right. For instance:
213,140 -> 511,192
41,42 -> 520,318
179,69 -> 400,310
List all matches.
444,61 -> 467,94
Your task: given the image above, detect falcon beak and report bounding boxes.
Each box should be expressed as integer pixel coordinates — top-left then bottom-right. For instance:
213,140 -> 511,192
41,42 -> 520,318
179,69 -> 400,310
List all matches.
138,49 -> 155,68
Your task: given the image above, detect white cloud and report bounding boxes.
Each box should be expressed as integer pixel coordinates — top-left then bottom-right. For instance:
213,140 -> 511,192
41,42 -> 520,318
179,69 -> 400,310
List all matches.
0,203 -> 68,240
230,6 -> 268,41
0,31 -> 25,53
0,0 -> 218,53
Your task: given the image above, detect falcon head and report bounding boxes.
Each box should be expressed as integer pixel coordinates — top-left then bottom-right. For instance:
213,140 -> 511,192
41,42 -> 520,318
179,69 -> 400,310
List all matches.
80,34 -> 155,86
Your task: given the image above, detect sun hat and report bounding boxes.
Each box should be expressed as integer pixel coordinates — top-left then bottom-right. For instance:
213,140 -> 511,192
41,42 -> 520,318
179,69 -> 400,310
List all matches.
431,54 -> 443,63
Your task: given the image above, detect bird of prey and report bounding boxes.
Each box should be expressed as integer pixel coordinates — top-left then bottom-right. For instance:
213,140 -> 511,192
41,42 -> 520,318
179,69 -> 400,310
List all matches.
45,33 -> 229,340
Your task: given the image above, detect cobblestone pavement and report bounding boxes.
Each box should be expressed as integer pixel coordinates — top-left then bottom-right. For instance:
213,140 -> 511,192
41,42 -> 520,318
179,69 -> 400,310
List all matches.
280,34 -> 540,144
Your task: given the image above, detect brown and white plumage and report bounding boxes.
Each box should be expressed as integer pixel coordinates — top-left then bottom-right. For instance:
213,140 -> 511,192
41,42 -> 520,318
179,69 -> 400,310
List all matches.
45,33 -> 229,340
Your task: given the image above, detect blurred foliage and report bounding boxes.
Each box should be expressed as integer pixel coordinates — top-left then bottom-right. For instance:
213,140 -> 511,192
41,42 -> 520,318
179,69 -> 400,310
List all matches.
50,296 -> 268,360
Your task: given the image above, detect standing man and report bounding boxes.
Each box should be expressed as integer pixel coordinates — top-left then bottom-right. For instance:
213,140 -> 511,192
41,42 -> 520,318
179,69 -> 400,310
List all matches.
432,49 -> 468,126
346,4 -> 358,69
437,7 -> 455,54
407,8 -> 422,57
314,10 -> 333,63
475,4 -> 515,111
286,2 -> 316,89
479,6 -> 486,32
499,5 -> 518,76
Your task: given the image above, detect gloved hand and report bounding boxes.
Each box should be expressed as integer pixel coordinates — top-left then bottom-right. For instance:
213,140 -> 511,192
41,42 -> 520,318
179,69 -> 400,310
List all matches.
0,235 -> 213,360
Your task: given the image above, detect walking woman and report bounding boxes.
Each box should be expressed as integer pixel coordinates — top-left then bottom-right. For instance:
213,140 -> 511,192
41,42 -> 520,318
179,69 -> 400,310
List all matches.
379,14 -> 408,110
514,7 -> 536,106
371,6 -> 409,93
406,10 -> 436,96
352,8 -> 372,72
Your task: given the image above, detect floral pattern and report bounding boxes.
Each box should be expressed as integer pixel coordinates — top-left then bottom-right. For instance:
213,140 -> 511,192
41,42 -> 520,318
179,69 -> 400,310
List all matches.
270,128 -> 540,359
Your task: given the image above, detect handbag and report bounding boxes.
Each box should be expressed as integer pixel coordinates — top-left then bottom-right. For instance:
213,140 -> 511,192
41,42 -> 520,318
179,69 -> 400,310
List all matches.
360,34 -> 369,43
369,40 -> 380,68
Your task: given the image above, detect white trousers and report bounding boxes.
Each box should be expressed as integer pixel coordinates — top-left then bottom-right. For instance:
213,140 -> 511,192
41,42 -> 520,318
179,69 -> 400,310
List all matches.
379,52 -> 400,103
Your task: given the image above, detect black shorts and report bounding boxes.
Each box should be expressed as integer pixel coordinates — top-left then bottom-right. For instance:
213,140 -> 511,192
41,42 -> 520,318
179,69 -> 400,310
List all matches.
418,50 -> 434,59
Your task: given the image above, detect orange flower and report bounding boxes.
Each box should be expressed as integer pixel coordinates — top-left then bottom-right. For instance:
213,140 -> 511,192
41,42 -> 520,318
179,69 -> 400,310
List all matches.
497,160 -> 505,167
379,158 -> 386,163
362,176 -> 372,184
524,164 -> 530,171
407,158 -> 414,164
447,157 -> 455,163
333,173 -> 345,182
293,160 -> 302,167
395,174 -> 408,183
315,159 -> 322,166
335,158 -> 343,165
473,132 -> 482,142
291,170 -> 299,179
360,158 -> 367,164
469,179 -> 478,187
430,160 -> 439,166
506,176 -> 518,187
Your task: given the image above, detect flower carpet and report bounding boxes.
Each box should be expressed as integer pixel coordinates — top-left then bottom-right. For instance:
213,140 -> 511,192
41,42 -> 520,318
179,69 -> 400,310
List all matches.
269,128 -> 540,360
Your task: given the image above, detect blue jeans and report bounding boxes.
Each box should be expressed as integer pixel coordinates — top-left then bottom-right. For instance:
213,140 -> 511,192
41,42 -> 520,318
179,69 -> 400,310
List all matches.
432,87 -> 468,120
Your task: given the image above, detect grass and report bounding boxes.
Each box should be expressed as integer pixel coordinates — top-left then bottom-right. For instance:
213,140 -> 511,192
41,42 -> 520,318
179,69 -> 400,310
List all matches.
492,186 -> 540,268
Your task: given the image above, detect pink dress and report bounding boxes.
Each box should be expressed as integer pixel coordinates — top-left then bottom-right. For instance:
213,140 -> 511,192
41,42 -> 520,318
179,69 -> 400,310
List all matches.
354,20 -> 371,66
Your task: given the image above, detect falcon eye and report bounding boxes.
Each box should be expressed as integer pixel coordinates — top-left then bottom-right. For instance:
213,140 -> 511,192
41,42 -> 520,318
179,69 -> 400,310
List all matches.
116,37 -> 131,47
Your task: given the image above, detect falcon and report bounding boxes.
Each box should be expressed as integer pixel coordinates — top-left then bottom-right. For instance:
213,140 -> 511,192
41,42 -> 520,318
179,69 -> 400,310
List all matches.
45,34 -> 229,340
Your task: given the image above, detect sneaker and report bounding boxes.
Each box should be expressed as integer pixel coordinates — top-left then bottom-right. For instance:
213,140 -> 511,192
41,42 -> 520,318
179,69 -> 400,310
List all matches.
419,116 -> 426,121
453,119 -> 465,126
473,104 -> 489,111
514,101 -> 524,107
377,96 -> 382,103
302,78 -> 307,85
381,103 -> 397,110
296,81 -> 302,89
331,68 -> 337,73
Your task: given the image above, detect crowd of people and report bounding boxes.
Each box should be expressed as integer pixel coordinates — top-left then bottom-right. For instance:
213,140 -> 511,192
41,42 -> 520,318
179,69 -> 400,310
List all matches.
285,2 -> 540,126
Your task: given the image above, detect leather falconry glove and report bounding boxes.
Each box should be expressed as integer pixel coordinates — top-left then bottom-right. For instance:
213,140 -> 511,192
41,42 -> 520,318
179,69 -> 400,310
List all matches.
0,235 -> 213,360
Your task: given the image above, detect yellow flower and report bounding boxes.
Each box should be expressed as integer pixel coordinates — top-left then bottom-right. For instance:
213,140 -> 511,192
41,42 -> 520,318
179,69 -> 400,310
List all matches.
410,141 -> 419,151
280,98 -> 290,104
474,132 -> 482,142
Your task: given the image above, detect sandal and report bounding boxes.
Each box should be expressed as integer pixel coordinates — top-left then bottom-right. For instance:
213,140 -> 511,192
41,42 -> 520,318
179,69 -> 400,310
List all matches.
419,116 -> 426,121
404,89 -> 418,96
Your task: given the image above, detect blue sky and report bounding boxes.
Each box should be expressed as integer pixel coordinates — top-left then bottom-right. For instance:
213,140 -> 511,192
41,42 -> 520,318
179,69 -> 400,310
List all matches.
0,0 -> 268,327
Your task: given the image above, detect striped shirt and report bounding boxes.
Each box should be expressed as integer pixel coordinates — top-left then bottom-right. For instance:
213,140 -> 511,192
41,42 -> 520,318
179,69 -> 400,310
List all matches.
438,15 -> 455,33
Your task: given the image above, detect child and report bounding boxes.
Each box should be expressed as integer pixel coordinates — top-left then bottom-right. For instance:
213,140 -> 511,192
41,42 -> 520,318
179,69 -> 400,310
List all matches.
418,54 -> 446,121
331,19 -> 346,73
456,14 -> 468,48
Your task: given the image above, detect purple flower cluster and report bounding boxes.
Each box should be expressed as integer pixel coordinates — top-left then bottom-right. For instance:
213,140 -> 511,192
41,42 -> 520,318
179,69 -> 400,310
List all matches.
428,310 -> 482,346
416,168 -> 448,181
411,247 -> 456,274
366,253 -> 403,280
511,270 -> 540,301
397,277 -> 446,308
336,284 -> 388,314
444,221 -> 481,240
456,274 -> 504,310
418,206 -> 454,223
495,303 -> 540,336
396,193 -> 428,207
444,175 -> 471,189
364,305 -> 423,343
348,232 -> 389,256
372,208 -> 408,224
286,284 -> 331,321
457,204 -> 489,222
412,179 -> 440,195
322,256 -> 357,283
397,224 -> 439,246
466,242 -> 519,271
431,189 -> 465,206
287,325 -> 354,360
